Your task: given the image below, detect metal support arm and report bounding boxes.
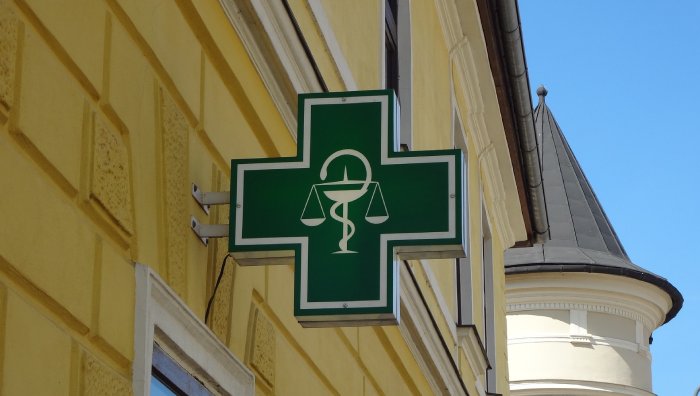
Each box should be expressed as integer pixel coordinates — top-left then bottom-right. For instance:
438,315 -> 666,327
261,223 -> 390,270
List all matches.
192,183 -> 230,214
190,216 -> 229,246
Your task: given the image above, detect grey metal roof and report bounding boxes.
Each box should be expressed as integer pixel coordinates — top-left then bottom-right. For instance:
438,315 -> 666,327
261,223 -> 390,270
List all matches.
505,86 -> 682,323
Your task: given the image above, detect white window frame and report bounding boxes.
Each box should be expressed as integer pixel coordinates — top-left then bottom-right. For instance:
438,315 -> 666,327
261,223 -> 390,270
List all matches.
383,0 -> 413,150
133,263 -> 254,396
454,110 -> 472,326
482,203 -> 497,393
397,0 -> 413,150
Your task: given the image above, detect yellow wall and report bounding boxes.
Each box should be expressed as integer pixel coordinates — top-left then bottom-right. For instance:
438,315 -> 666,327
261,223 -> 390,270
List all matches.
0,0 -> 520,394
319,0 -> 381,90
411,0 -> 452,151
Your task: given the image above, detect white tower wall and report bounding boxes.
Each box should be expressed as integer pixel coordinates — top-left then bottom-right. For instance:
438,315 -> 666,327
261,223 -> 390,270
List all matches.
506,273 -> 673,396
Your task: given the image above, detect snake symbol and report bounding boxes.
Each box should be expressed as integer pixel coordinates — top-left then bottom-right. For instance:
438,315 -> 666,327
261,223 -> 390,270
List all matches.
300,149 -> 388,254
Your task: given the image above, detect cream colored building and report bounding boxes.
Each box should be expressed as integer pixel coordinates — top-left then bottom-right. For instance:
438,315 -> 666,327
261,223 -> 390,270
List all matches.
0,0 -> 549,395
505,87 -> 682,396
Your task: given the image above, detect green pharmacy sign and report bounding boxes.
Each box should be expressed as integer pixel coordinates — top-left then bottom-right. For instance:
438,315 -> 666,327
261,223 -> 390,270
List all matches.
230,90 -> 464,326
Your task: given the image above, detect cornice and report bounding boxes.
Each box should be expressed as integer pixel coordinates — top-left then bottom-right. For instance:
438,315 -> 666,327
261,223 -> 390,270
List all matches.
510,379 -> 655,396
507,301 -> 648,329
506,273 -> 672,331
435,0 -> 521,249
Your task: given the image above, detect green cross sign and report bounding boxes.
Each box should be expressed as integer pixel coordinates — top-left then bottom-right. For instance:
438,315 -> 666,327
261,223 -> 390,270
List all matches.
230,90 -> 464,326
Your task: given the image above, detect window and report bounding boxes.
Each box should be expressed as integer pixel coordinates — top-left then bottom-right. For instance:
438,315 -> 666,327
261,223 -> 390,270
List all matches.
385,0 -> 412,150
151,344 -> 213,396
454,117 -> 490,392
456,256 -> 472,325
133,264 -> 254,396
385,0 -> 399,94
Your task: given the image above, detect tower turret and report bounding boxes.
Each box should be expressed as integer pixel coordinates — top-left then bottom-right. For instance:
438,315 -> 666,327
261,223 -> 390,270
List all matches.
505,86 -> 682,395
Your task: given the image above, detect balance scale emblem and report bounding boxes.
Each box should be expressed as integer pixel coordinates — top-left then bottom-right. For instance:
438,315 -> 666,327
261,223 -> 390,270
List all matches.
300,149 -> 388,254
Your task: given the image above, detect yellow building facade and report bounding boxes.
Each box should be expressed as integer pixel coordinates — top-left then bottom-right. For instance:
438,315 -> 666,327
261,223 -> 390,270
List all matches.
0,0 -> 538,395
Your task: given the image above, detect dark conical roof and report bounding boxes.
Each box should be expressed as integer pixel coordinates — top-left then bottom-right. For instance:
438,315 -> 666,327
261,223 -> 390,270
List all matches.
505,86 -> 682,323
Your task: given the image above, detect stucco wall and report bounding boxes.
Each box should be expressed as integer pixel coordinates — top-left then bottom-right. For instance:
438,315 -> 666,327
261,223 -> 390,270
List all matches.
0,0 -> 523,394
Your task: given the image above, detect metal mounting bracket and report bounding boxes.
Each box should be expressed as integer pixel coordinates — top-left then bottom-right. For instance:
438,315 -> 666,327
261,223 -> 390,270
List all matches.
190,215 -> 229,246
191,183 -> 230,215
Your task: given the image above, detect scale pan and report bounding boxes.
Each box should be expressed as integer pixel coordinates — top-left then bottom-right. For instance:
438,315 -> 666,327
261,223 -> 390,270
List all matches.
364,183 -> 388,224
302,218 -> 324,226
365,215 -> 388,224
301,185 -> 326,226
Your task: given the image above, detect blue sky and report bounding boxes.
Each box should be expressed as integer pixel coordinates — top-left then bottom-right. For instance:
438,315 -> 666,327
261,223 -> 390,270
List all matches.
519,1 -> 700,394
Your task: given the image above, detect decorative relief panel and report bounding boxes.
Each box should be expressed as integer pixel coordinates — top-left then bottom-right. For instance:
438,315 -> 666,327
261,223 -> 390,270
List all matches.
92,116 -> 133,233
0,1 -> 19,112
248,307 -> 276,387
81,352 -> 132,396
210,171 -> 233,342
160,88 -> 188,296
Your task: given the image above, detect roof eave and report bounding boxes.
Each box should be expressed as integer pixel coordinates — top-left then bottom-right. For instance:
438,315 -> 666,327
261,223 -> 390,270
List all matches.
476,0 -> 549,246
505,263 -> 683,324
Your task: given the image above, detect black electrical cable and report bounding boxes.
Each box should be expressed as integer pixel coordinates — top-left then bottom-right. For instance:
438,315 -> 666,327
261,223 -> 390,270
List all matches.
205,253 -> 232,325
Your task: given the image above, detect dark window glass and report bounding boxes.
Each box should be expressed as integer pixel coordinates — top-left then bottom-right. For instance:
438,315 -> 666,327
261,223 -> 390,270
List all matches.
151,375 -> 179,396
385,0 -> 399,95
151,344 -> 214,396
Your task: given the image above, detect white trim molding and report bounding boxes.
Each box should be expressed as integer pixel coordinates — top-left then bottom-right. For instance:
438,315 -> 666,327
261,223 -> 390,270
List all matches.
133,264 -> 254,396
508,334 -> 651,357
510,379 -> 655,396
219,0 -> 323,137
399,263 -> 467,396
507,301 -> 648,328
419,259 -> 458,342
457,325 -> 489,390
434,0 -> 524,249
506,272 -> 672,331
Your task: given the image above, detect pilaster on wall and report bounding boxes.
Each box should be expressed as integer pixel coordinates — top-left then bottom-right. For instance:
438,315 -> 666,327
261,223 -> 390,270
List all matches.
208,168 -> 235,343
91,116 -> 134,234
158,87 -> 190,299
80,110 -> 136,251
81,350 -> 133,396
246,305 -> 277,392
